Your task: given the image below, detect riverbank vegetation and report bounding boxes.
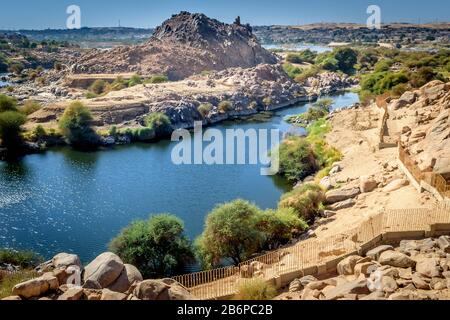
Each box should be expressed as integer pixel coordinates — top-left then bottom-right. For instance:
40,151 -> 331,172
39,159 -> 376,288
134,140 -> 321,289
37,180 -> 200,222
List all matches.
58,101 -> 99,148
85,74 -> 169,99
109,214 -> 195,278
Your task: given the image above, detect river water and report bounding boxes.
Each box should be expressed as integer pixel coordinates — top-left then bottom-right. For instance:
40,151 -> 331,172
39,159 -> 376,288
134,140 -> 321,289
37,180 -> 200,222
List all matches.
0,92 -> 359,263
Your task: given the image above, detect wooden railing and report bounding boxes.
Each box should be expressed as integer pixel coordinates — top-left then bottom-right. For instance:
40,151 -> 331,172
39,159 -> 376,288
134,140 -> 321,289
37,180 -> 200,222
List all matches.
173,206 -> 450,300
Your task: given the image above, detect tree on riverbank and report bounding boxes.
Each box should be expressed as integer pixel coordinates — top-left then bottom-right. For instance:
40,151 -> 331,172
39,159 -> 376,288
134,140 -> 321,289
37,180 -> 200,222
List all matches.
195,200 -> 306,268
0,95 -> 26,152
59,101 -> 99,148
109,214 -> 195,278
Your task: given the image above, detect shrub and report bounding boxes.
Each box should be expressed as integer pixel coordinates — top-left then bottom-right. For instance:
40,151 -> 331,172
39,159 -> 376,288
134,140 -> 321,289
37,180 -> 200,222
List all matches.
133,127 -> 155,141
89,80 -> 109,95
0,94 -> 18,113
195,200 -> 265,268
9,62 -> 24,75
85,92 -> 98,99
54,62 -> 63,71
0,249 -> 44,269
297,98 -> 333,124
20,100 -> 41,115
255,208 -> 308,249
286,50 -> 317,64
277,136 -> 317,182
197,103 -> 213,118
128,74 -> 142,87
58,101 -> 99,147
234,278 -> 277,300
0,111 -> 26,149
282,63 -> 303,79
110,76 -> 127,91
32,125 -> 46,140
262,97 -> 272,106
109,214 -> 195,278
109,126 -> 118,137
218,101 -> 232,113
333,47 -> 358,74
374,59 -> 393,72
279,183 -> 325,221
144,75 -> 169,84
144,112 -> 172,137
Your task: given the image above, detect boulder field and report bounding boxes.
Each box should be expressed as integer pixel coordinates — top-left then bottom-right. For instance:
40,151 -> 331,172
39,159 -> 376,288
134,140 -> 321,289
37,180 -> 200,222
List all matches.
279,236 -> 450,300
2,252 -> 192,301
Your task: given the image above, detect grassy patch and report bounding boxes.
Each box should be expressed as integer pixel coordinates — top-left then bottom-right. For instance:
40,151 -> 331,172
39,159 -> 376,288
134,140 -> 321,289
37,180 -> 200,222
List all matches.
0,270 -> 39,299
234,278 -> 277,300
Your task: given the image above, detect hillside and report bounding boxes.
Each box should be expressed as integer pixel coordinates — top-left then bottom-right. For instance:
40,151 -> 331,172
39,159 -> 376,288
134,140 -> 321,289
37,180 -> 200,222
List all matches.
70,12 -> 277,80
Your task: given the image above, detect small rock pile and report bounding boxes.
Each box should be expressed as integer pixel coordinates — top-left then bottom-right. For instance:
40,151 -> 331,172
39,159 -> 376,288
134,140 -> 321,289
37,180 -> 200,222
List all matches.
282,236 -> 450,300
2,252 -> 192,301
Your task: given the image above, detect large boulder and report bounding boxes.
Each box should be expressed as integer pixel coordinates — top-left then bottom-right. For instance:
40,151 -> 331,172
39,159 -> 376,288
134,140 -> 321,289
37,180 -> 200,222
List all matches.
101,288 -> 128,301
12,273 -> 59,299
337,255 -> 362,276
325,188 -> 360,204
107,264 -> 143,293
57,287 -> 84,300
83,252 -> 125,288
416,258 -> 442,278
378,250 -> 416,268
437,236 -> 450,253
360,176 -> 378,193
366,245 -> 394,261
52,253 -> 82,269
133,279 -> 192,300
383,179 -> 409,192
329,199 -> 356,211
324,277 -> 370,300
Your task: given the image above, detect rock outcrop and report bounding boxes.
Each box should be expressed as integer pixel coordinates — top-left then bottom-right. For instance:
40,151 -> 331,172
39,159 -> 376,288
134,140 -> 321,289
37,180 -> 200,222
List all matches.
70,12 -> 277,80
392,81 -> 450,176
2,252 -> 190,301
29,64 -> 308,131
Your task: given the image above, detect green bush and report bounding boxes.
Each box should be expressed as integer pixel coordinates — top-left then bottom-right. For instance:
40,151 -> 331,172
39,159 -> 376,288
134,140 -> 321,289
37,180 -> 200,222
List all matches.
285,50 -> 317,64
277,136 -> 317,183
144,112 -> 172,137
58,101 -> 99,147
255,208 -> 308,248
197,103 -> 213,118
20,100 -> 41,115
0,94 -> 18,113
109,214 -> 195,278
9,62 -> 24,75
234,278 -> 277,300
128,74 -> 142,87
32,125 -> 46,141
374,59 -> 393,72
279,183 -> 325,221
132,127 -> 155,141
0,111 -> 26,150
85,92 -> 98,99
195,200 -> 265,268
0,249 -> 44,269
282,63 -> 303,79
144,75 -> 169,84
88,80 -> 109,95
110,76 -> 128,91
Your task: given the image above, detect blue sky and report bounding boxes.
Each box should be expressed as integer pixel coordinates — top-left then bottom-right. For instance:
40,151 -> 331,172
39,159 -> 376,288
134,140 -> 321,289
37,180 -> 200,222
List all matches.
0,0 -> 448,29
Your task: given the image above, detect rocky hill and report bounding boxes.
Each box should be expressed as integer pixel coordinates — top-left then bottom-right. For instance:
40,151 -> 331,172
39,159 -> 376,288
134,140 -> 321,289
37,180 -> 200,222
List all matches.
70,12 -> 277,80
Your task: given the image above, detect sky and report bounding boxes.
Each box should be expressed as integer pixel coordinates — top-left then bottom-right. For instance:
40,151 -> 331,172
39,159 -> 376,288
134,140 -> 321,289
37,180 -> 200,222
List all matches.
0,0 -> 449,30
